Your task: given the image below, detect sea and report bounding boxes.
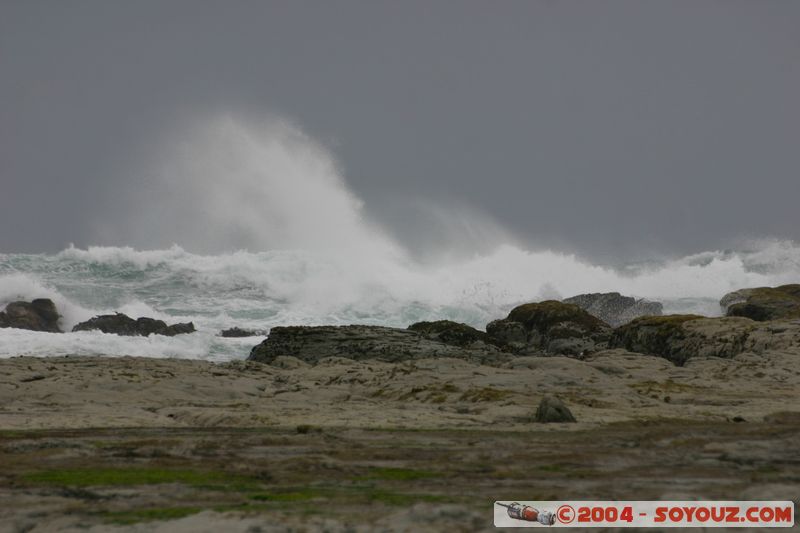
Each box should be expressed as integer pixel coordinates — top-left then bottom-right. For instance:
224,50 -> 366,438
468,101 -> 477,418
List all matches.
2,116 -> 798,361
1,240 -> 799,361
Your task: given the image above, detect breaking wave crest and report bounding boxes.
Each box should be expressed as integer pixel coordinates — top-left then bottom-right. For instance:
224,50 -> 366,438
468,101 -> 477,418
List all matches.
1,115 -> 798,360
1,238 -> 799,360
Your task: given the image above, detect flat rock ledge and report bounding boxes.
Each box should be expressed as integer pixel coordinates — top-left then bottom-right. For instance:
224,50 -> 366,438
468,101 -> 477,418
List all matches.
248,325 -> 509,366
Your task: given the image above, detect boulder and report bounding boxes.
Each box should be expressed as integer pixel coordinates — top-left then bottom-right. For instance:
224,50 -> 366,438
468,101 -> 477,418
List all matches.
720,284 -> 800,321
534,396 -> 576,423
407,320 -> 494,349
563,292 -> 662,327
248,325 -> 507,366
609,314 -> 800,365
486,300 -> 612,356
609,315 -> 704,365
72,313 -> 195,336
0,299 -> 61,332
485,319 -> 528,351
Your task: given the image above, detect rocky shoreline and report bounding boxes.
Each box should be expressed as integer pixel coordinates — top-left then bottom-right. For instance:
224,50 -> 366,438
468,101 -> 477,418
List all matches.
4,286 -> 799,369
1,284 -> 798,531
248,286 -> 800,368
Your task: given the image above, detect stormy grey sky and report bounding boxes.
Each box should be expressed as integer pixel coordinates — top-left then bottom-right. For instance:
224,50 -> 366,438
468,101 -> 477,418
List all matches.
2,1 -> 799,261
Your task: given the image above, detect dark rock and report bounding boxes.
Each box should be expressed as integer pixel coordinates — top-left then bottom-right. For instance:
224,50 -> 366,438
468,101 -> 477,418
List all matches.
612,315 -> 800,364
609,315 -> 704,365
407,320 -> 493,349
20,373 -> 47,383
485,319 -> 528,351
486,300 -> 612,356
220,327 -> 264,338
248,325 -> 508,366
164,322 -> 196,336
73,314 -> 139,335
720,284 -> 800,321
534,396 -> 576,423
135,317 -> 170,336
0,299 -> 61,332
563,292 -> 663,327
72,313 -> 195,337
31,299 -> 60,323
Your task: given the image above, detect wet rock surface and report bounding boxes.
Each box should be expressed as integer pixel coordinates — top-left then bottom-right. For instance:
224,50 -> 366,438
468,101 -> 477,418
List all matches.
563,292 -> 662,327
72,313 -> 195,337
0,299 -> 61,333
219,327 -> 264,338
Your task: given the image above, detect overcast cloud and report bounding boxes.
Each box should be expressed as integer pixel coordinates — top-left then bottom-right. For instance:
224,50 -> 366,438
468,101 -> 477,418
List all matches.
2,1 -> 799,262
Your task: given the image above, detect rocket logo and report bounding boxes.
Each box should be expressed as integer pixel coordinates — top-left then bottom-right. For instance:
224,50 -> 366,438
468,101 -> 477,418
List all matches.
496,502 -> 556,526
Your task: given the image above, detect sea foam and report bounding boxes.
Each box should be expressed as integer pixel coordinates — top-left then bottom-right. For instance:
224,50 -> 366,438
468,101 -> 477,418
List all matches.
1,115 -> 798,360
